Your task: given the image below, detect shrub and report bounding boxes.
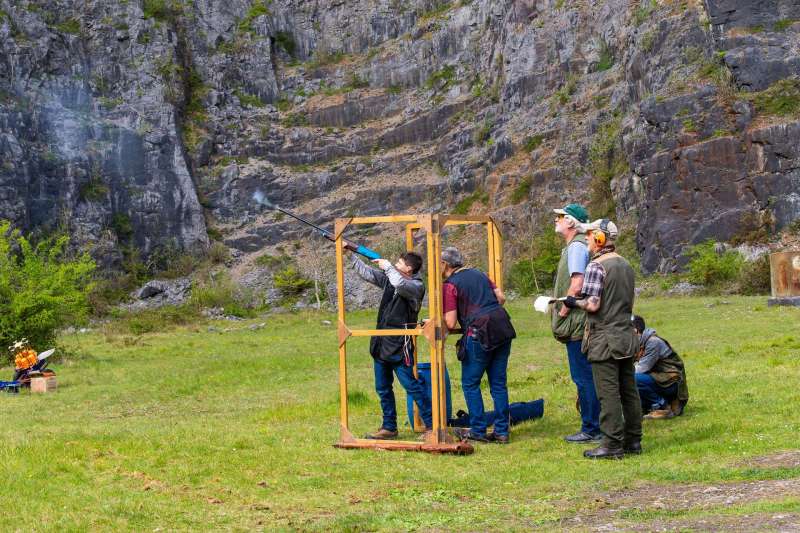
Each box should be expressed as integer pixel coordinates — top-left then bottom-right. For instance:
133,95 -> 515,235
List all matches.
425,65 -> 456,91
54,17 -> 81,34
142,0 -> 180,22
111,213 -> 133,242
472,117 -> 493,145
751,78 -> 800,117
685,240 -> 743,286
588,114 -> 626,218
737,255 -> 771,295
273,266 -> 313,298
120,305 -> 199,335
0,221 -> 96,356
207,242 -> 230,265
452,189 -> 489,215
523,134 -> 544,153
238,0 -> 270,34
79,178 -> 109,202
255,253 -> 292,269
274,31 -> 296,56
508,231 -> 562,295
595,39 -> 614,72
234,89 -> 264,108
189,273 -> 239,310
510,176 -> 533,204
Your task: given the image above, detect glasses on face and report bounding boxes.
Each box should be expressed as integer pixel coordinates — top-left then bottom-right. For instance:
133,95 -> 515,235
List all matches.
555,214 -> 565,221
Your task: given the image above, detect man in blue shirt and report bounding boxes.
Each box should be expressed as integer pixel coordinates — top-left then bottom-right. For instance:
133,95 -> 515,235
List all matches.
550,203 -> 601,443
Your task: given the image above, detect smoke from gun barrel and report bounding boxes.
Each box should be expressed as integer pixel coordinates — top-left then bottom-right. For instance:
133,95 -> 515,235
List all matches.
252,190 -> 274,209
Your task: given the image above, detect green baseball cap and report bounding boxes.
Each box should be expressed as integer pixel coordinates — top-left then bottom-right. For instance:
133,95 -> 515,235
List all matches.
553,203 -> 589,223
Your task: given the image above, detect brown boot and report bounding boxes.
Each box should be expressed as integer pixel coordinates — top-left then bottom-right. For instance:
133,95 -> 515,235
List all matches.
365,427 -> 398,439
644,408 -> 674,420
669,399 -> 683,416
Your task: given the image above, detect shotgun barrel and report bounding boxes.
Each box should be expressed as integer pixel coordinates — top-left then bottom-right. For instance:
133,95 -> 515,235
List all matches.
253,192 -> 381,260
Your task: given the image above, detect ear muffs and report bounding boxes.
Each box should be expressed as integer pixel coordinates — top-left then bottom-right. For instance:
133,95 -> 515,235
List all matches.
592,219 -> 610,247
593,230 -> 606,247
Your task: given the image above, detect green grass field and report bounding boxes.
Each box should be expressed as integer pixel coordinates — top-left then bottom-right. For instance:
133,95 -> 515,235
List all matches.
1,296 -> 799,530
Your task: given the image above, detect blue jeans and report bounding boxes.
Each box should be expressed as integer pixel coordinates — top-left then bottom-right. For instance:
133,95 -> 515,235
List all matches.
566,340 -> 601,436
635,372 -> 678,412
460,335 -> 511,437
374,358 -> 433,431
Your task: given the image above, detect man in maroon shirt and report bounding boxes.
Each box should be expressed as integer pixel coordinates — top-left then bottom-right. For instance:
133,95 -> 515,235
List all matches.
441,247 -> 515,443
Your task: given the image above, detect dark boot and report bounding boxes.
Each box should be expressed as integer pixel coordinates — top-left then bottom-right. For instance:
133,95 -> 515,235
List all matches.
584,444 -> 624,459
624,441 -> 642,455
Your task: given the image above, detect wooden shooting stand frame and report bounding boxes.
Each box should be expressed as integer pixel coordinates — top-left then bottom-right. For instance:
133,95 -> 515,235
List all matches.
333,214 -> 503,455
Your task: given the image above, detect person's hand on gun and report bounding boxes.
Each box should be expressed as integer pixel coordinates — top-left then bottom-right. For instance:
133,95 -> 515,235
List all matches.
372,258 -> 392,270
562,295 -> 580,308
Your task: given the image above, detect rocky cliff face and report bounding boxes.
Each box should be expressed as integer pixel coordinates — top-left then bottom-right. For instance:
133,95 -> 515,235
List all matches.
1,0 -> 798,276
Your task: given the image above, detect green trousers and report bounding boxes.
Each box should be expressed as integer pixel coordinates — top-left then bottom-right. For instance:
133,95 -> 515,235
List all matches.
590,357 -> 643,447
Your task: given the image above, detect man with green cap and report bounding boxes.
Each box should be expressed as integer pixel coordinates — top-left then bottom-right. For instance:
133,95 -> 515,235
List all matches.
564,219 -> 642,459
551,203 -> 601,443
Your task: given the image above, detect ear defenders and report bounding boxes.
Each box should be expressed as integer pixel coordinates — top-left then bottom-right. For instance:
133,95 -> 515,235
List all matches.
591,219 -> 610,247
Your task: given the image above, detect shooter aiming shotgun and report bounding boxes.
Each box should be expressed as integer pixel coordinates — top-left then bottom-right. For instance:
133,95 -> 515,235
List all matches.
252,190 -> 381,260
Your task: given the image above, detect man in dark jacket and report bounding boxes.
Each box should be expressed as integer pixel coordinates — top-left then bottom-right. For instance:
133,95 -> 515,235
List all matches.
441,247 -> 516,444
564,219 -> 642,459
632,315 -> 689,419
351,251 -> 433,439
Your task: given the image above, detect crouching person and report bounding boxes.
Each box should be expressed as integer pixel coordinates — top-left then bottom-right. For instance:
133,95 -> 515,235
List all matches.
632,315 -> 689,419
350,251 -> 433,439
441,247 -> 516,444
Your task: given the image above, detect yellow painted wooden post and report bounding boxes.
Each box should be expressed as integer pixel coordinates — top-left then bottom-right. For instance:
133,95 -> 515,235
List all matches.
406,223 -> 425,432
491,219 -> 503,290
431,215 -> 448,441
334,219 -> 349,439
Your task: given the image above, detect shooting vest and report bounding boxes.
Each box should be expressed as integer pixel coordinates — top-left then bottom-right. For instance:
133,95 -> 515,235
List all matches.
552,234 -> 588,343
582,251 -> 637,363
445,268 -> 500,332
647,337 -> 690,403
370,275 -> 423,364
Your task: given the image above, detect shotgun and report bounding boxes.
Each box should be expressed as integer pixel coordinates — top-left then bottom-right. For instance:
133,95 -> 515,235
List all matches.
252,191 -> 381,260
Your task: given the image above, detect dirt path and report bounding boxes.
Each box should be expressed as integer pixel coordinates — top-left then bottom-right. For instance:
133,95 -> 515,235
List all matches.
557,451 -> 800,531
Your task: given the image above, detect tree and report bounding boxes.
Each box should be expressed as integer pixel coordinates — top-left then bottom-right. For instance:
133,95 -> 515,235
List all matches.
0,221 -> 96,358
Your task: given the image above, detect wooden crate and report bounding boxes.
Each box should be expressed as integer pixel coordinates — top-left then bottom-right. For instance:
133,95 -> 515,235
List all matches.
30,375 -> 57,393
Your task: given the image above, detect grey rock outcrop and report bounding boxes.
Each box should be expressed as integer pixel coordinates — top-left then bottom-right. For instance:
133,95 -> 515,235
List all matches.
0,0 -> 798,282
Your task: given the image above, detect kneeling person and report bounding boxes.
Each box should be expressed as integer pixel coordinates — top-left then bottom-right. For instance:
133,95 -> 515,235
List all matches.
632,315 -> 689,419
351,251 -> 433,439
